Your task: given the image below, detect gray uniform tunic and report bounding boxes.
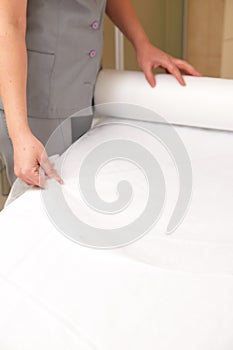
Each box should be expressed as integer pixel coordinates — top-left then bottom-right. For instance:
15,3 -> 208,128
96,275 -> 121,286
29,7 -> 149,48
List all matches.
0,0 -> 107,185
0,0 -> 106,118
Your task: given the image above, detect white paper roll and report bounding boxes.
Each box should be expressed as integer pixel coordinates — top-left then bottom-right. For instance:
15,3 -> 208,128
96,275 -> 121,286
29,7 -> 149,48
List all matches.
94,69 -> 233,131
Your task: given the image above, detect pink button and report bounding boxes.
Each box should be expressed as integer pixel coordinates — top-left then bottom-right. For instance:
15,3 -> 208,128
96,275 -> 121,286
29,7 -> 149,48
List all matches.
89,50 -> 97,58
91,21 -> 99,30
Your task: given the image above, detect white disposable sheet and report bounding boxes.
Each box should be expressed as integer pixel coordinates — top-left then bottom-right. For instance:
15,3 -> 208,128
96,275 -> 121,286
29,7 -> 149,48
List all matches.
95,70 -> 233,131
0,118 -> 233,349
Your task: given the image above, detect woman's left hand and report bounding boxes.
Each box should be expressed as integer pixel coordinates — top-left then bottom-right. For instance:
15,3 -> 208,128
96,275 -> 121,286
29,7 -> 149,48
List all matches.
136,41 -> 202,87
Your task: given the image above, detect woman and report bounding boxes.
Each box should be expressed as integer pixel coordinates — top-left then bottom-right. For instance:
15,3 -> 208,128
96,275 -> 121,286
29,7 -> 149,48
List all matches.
0,0 -> 200,188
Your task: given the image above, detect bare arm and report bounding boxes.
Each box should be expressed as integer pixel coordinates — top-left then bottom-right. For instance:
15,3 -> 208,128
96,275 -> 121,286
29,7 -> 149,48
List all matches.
106,0 -> 201,87
0,0 -> 29,139
0,0 -> 62,186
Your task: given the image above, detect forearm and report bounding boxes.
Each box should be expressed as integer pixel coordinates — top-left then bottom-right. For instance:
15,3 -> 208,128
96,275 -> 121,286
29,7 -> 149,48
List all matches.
0,22 -> 30,142
106,0 -> 150,51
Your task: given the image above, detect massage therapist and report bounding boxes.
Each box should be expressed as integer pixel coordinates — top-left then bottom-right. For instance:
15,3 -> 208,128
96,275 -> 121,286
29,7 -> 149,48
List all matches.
0,0 -> 200,187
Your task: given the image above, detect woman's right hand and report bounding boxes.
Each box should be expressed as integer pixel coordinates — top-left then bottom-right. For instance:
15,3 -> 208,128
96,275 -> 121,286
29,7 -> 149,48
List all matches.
12,131 -> 63,187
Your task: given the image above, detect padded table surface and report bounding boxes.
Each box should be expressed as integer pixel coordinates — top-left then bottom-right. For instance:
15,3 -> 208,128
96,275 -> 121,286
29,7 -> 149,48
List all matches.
0,119 -> 233,350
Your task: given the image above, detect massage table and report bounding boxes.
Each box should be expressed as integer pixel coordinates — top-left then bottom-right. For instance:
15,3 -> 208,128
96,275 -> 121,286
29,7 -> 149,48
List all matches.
0,70 -> 233,349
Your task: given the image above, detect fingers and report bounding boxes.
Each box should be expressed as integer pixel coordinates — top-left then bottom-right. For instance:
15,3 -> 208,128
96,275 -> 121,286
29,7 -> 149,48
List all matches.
17,165 -> 63,188
15,158 -> 63,188
143,64 -> 156,88
164,59 -> 186,86
13,133 -> 64,188
153,57 -> 202,87
15,166 -> 47,188
143,58 -> 186,87
173,58 -> 202,77
40,156 -> 64,185
32,168 -> 47,188
139,44 -> 202,88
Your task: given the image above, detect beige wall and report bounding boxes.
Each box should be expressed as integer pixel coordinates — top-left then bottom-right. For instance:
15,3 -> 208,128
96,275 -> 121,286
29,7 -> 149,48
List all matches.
185,0 -> 225,78
185,0 -> 233,79
103,0 -> 184,71
103,0 -> 233,79
102,15 -> 115,69
221,0 -> 233,78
